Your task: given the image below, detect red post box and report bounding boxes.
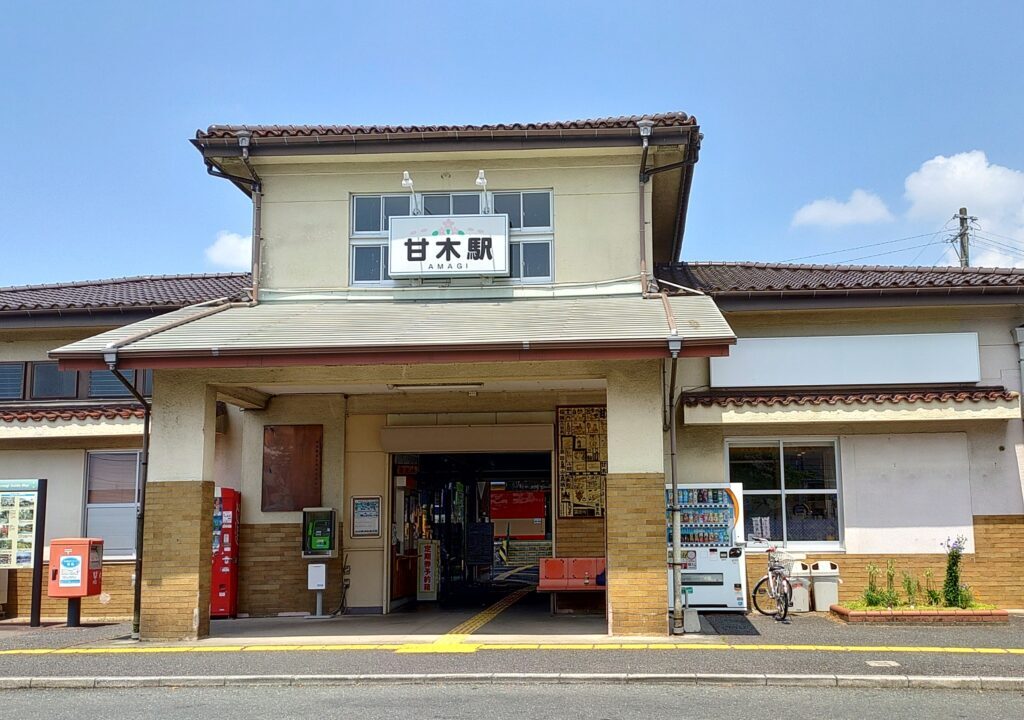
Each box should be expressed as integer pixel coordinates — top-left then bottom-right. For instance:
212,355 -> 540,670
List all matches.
48,538 -> 103,627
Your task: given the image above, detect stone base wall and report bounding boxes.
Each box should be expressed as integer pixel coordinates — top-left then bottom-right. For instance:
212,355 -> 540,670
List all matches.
237,522 -> 344,617
4,562 -> 134,621
605,472 -> 667,636
554,517 -> 605,557
744,515 -> 1024,610
140,480 -> 214,640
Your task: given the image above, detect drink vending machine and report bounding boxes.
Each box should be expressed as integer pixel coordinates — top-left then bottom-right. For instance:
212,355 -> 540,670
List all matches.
666,482 -> 748,611
211,488 -> 240,618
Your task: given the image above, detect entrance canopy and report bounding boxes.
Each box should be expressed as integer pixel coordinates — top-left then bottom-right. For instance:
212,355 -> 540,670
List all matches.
51,293 -> 735,369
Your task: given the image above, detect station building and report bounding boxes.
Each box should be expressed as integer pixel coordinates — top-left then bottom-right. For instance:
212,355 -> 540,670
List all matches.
2,112 -> 1022,637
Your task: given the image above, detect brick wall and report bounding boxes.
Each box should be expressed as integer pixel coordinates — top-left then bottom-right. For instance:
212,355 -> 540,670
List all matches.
5,562 -> 134,621
744,515 -> 1024,610
605,472 -> 667,635
554,517 -> 605,557
237,522 -> 344,617
139,480 -> 214,640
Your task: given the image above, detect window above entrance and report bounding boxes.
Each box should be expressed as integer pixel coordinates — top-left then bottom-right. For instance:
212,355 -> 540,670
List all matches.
349,190 -> 554,286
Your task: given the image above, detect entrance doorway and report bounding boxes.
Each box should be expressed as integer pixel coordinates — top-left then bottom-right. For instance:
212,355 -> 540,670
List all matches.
389,452 -> 552,609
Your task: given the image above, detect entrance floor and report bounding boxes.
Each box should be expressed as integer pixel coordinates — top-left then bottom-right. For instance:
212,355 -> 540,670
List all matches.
206,586 -> 608,646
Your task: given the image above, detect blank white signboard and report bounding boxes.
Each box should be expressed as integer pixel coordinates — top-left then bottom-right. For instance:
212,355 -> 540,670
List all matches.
710,333 -> 980,388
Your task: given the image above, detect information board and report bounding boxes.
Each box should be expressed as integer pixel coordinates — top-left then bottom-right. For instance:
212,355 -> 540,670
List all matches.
0,479 -> 40,570
556,406 -> 607,518
351,495 -> 382,538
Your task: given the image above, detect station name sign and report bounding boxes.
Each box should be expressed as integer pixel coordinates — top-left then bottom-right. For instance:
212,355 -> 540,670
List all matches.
388,214 -> 510,278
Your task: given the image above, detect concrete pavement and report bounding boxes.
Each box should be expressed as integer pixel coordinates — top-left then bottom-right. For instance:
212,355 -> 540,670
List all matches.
2,684 -> 1023,719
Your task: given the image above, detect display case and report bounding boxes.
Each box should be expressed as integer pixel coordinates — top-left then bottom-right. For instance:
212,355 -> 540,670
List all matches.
666,482 -> 748,611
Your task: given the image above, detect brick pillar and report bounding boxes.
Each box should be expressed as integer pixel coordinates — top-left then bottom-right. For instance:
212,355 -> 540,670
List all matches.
604,361 -> 668,636
140,374 -> 217,640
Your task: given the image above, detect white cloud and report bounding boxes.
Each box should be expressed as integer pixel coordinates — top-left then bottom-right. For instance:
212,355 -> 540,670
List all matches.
205,231 -> 252,271
903,151 -> 1024,266
791,189 -> 894,228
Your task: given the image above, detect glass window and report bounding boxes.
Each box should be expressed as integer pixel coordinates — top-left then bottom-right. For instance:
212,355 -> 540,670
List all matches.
353,245 -> 385,283
510,243 -> 521,279
493,193 -> 522,229
522,191 -> 552,228
88,370 -> 135,398
382,196 -> 410,230
353,195 -> 382,233
422,194 -> 451,216
0,363 -> 24,400
729,440 -> 841,546
31,362 -> 77,399
452,194 -> 481,215
728,445 -> 781,490
139,370 -> 153,397
522,242 -> 551,279
85,452 -> 140,557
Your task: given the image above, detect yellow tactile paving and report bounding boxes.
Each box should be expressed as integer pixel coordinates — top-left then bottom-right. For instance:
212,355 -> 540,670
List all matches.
3,642 -> 1023,656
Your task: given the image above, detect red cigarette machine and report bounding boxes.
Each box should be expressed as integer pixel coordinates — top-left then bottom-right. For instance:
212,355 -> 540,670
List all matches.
211,488 -> 240,618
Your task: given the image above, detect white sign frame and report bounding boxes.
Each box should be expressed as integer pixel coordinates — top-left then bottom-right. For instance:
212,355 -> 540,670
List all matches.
388,214 -> 510,278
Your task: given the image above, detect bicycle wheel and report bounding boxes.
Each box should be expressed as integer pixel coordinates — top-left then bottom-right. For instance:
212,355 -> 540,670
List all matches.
774,577 -> 792,621
751,577 -> 778,616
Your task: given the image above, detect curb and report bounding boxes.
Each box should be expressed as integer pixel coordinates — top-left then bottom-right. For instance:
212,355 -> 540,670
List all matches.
0,673 -> 1022,691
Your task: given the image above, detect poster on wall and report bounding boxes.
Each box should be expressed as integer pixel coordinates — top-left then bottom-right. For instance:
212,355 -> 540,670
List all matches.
351,496 -> 382,538
0,479 -> 41,570
556,406 -> 607,519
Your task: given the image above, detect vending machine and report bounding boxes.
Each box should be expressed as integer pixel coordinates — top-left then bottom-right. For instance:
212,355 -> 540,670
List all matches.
666,482 -> 747,611
211,488 -> 240,618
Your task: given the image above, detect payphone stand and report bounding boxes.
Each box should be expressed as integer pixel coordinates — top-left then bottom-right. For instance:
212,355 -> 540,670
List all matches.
301,508 -> 336,620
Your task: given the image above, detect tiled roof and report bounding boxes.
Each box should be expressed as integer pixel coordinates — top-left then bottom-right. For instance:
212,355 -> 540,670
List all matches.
658,262 -> 1024,296
0,404 -> 145,423
197,112 -> 696,140
682,388 -> 1018,408
0,273 -> 251,313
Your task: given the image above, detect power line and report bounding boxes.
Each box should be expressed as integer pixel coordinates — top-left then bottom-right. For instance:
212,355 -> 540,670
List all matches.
782,231 -> 949,263
838,241 -> 945,264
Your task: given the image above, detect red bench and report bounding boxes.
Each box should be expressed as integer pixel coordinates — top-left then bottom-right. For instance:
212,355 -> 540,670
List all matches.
537,557 -> 606,614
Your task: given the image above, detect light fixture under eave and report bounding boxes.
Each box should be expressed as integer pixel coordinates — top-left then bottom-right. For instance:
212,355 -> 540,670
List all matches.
476,169 -> 490,213
387,382 -> 486,393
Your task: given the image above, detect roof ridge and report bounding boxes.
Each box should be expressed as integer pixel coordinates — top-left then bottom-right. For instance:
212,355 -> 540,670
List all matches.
674,261 -> 1024,274
0,272 -> 251,294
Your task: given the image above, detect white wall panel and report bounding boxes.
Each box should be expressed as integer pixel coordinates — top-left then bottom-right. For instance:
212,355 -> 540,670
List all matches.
711,333 -> 980,388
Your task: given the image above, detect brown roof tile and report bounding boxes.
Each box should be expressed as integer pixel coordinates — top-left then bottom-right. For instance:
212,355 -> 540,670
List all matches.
683,388 -> 1018,408
0,273 -> 251,313
197,112 -> 696,140
657,262 -> 1024,296
0,404 -> 145,423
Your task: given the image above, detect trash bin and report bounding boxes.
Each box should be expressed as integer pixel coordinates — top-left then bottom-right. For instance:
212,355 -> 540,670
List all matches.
810,560 -> 841,611
788,561 -> 811,613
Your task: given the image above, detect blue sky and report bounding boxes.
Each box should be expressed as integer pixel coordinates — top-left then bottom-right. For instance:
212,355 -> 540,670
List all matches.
3,1 -> 1024,286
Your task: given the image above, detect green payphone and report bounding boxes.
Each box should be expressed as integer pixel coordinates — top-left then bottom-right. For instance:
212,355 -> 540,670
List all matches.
301,507 -> 337,559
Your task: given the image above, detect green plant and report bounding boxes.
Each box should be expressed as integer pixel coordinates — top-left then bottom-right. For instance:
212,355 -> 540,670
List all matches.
862,563 -> 883,606
885,559 -> 896,593
957,584 -> 974,609
942,536 -> 967,607
866,563 -> 879,592
901,571 -> 920,606
923,569 -> 941,606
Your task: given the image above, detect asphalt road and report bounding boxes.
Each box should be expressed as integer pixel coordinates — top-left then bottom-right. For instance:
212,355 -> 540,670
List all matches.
1,684 -> 1021,720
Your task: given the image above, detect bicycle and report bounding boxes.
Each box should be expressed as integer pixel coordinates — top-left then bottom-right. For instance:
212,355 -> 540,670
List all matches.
748,536 -> 793,621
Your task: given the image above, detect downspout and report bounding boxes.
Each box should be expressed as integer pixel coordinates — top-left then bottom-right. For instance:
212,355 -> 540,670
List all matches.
665,336 -> 684,633
204,131 -> 263,303
104,354 -> 151,640
1014,327 -> 1024,419
637,120 -> 656,296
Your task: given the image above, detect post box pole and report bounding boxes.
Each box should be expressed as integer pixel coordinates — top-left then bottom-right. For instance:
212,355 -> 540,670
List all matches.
67,597 -> 81,628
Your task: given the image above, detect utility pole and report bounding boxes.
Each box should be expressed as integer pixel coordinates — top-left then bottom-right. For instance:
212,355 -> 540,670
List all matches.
957,207 -> 970,268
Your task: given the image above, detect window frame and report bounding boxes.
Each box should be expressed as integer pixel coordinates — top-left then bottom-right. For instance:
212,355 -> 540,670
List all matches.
725,436 -> 844,550
0,362 -> 26,400
29,361 -> 79,400
83,450 -> 142,560
349,190 -> 554,286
